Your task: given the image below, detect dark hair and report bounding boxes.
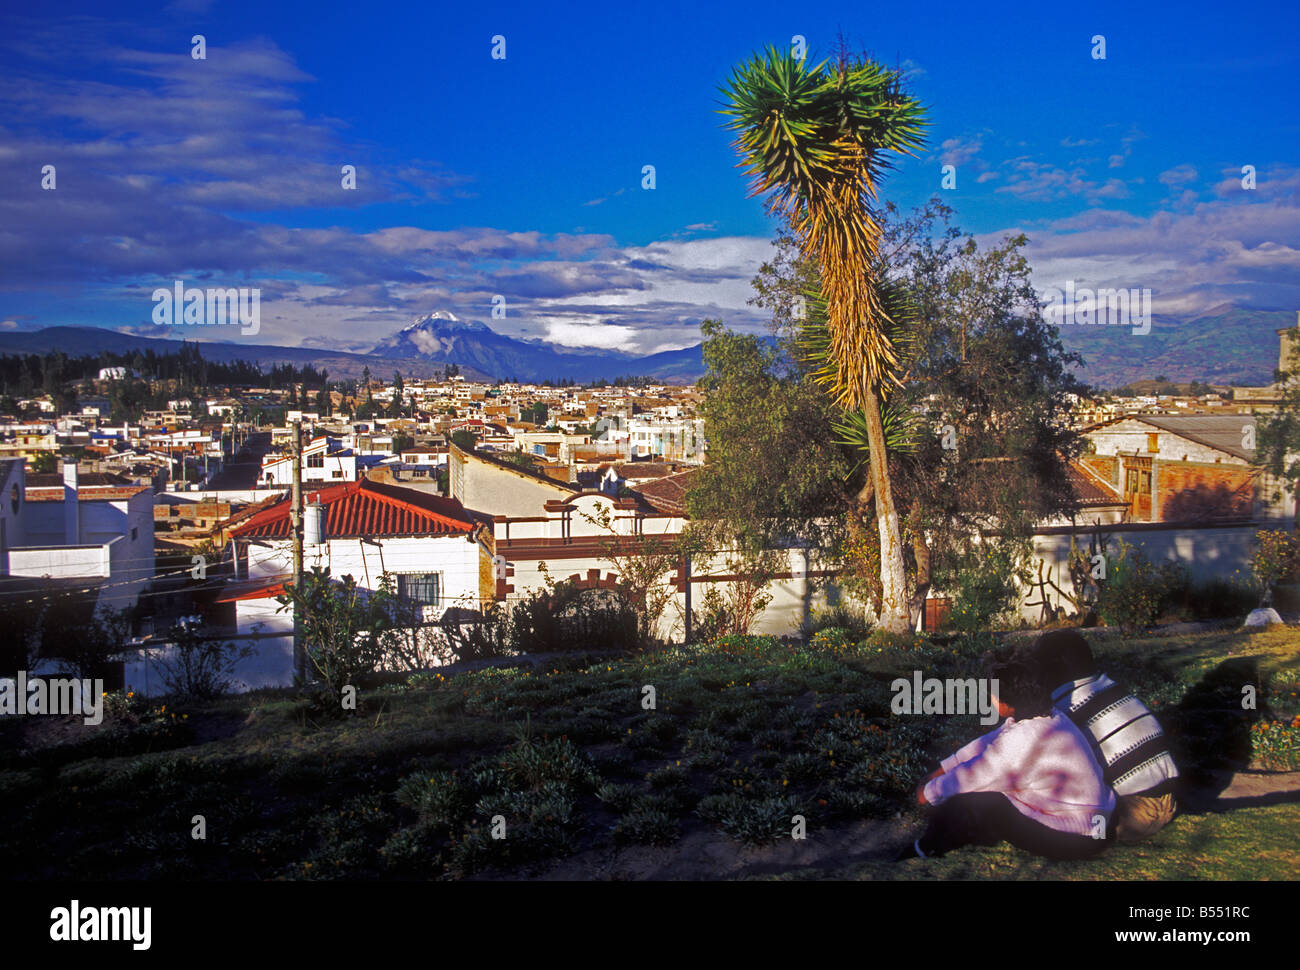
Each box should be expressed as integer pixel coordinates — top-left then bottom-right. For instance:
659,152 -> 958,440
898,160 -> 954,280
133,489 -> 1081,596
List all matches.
1031,629 -> 1096,688
989,658 -> 1053,719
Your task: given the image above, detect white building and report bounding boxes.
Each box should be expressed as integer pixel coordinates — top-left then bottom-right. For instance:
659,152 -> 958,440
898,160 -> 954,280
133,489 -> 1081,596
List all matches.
259,435 -> 358,486
0,459 -> 154,614
128,478 -> 494,692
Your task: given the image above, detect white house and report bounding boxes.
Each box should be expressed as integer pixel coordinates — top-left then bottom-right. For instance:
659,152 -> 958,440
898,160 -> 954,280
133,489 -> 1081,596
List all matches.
259,435 -> 358,486
0,459 -> 154,615
0,458 -> 154,685
131,478 -> 495,692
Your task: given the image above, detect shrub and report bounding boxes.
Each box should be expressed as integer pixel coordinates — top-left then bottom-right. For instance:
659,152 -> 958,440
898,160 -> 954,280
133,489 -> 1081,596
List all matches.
1095,540 -> 1171,633
379,824 -> 446,872
595,781 -> 639,813
1180,577 -> 1260,620
947,544 -> 1025,634
497,722 -> 599,792
29,591 -> 133,683
614,806 -> 680,845
276,567 -> 396,708
801,604 -> 873,642
394,770 -> 468,829
149,618 -> 253,700
438,599 -> 514,663
1252,530 -> 1300,603
510,583 -> 639,655
703,793 -> 801,845
808,627 -> 854,653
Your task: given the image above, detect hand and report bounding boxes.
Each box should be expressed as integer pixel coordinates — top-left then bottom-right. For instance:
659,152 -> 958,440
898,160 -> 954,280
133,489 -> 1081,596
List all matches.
916,783 -> 929,806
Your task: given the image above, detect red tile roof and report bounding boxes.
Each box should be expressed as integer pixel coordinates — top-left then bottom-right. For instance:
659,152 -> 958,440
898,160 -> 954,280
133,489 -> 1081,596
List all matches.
632,469 -> 696,514
1067,460 -> 1127,508
215,574 -> 291,603
227,478 -> 478,539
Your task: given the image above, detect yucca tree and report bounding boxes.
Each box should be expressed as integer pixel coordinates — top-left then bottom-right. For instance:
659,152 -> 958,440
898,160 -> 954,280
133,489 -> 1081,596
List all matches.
721,44 -> 927,632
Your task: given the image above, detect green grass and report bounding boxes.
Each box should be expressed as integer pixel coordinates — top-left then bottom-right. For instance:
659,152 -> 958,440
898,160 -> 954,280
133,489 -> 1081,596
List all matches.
1,626 -> 1297,880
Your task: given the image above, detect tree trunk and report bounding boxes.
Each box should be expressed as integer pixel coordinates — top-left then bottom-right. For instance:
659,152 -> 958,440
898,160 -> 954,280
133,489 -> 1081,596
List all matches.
860,385 -> 910,632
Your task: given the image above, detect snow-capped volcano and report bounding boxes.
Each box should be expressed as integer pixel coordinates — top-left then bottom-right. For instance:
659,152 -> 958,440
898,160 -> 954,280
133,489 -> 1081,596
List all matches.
400,309 -> 491,334
371,310 -> 704,383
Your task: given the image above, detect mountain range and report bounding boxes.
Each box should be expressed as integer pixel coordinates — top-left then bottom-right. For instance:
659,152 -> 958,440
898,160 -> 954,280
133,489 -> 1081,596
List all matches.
1052,304 -> 1296,389
0,306 -> 1292,389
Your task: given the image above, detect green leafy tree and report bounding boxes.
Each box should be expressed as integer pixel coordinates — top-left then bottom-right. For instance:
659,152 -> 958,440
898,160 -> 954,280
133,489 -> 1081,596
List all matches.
748,201 -> 1087,626
579,503 -> 681,646
687,319 -> 851,555
451,429 -> 477,452
276,568 -> 399,709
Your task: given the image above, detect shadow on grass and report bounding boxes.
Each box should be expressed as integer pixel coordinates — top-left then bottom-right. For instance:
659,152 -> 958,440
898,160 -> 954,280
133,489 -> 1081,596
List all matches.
1162,656 -> 1265,809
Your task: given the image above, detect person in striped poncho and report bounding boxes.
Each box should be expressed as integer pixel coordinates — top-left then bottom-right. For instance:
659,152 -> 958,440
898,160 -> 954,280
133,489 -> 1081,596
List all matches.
1029,630 -> 1180,842
900,656 -> 1115,861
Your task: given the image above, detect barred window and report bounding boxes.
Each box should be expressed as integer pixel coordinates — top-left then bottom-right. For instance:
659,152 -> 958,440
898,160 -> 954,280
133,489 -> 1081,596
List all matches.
396,572 -> 440,607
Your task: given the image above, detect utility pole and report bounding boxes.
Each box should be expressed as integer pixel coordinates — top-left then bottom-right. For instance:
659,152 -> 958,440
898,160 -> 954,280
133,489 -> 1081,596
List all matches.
682,552 -> 692,645
291,419 -> 305,682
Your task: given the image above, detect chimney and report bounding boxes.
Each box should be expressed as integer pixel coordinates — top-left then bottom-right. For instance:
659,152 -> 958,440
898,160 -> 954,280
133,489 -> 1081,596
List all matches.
63,460 -> 79,545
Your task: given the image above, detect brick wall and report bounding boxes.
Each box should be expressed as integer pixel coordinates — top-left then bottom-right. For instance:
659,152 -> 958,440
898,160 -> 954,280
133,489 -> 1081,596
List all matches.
1080,454 -> 1119,486
1157,461 -> 1255,522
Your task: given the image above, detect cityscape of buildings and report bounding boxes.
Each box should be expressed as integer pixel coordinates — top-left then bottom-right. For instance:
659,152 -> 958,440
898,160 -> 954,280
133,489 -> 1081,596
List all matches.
0,318 -> 1296,694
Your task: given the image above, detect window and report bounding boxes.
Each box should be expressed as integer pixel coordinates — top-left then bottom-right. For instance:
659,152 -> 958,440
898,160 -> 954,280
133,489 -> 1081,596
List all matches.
396,573 -> 440,607
1147,433 -> 1159,454
1125,466 -> 1152,495
307,452 -> 324,468
131,527 -> 138,540
332,470 -> 343,478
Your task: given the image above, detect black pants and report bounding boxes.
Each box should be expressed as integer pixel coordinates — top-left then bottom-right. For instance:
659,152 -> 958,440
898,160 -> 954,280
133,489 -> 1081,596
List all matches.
918,792 -> 1109,860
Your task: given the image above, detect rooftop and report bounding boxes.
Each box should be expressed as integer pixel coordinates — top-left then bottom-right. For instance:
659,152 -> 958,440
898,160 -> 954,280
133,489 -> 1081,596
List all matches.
227,478 -> 479,540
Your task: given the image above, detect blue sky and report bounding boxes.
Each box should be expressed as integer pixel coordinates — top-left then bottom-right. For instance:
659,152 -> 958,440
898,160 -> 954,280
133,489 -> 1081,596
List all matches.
1,0 -> 1297,355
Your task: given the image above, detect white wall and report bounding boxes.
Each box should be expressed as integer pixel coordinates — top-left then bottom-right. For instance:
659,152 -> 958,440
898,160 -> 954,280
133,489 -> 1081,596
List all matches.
123,597 -> 295,696
1010,521 -> 1263,623
245,534 -> 482,604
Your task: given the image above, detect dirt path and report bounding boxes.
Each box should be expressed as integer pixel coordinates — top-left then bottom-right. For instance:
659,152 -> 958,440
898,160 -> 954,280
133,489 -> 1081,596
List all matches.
1183,769 -> 1300,811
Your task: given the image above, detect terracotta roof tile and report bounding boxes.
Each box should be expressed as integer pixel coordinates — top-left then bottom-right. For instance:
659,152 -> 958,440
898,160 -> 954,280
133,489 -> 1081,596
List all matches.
632,469 -> 696,514
228,478 -> 477,539
1067,461 -> 1126,508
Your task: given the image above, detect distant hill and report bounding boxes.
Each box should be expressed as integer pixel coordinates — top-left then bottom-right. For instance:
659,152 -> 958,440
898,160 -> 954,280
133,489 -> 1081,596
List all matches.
1056,305 -> 1294,389
0,326 -> 495,383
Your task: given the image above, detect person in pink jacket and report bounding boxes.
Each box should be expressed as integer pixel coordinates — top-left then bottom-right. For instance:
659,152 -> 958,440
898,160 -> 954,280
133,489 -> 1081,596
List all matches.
899,656 -> 1116,861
